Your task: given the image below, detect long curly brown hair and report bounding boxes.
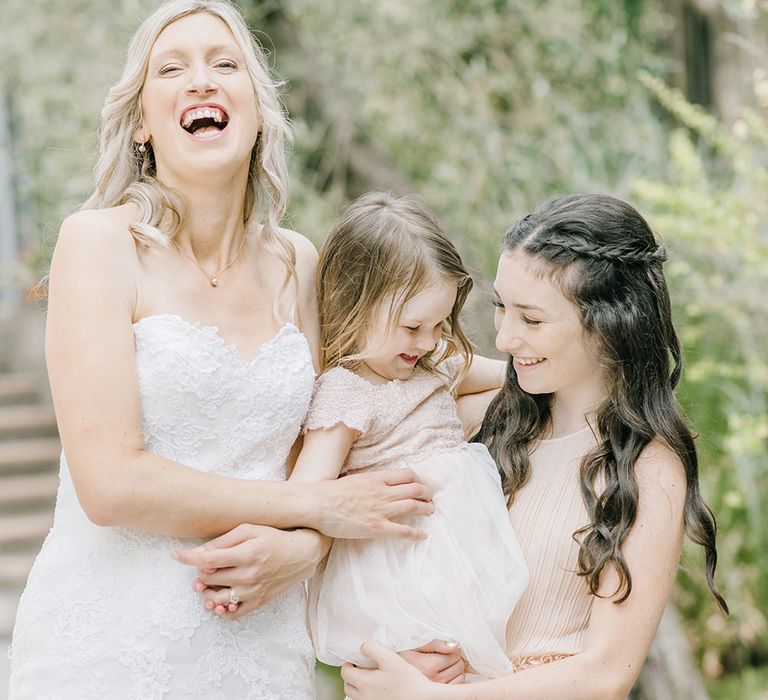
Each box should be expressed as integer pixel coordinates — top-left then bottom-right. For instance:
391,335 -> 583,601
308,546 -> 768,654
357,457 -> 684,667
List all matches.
474,193 -> 728,613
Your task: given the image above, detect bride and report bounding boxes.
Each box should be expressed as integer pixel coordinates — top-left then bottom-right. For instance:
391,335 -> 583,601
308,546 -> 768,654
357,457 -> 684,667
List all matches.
7,1 -> 435,698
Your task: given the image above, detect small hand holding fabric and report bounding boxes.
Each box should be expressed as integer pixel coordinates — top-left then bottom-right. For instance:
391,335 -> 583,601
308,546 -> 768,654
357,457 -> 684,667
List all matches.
342,641 -> 444,700
174,523 -> 325,620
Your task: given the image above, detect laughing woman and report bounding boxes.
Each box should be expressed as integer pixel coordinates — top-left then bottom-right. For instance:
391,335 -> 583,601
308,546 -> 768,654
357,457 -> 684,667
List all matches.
7,2 -> 435,698
341,194 -> 728,700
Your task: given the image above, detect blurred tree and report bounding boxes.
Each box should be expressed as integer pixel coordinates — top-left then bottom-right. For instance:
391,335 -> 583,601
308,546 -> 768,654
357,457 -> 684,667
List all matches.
635,71 -> 768,688
667,0 -> 768,123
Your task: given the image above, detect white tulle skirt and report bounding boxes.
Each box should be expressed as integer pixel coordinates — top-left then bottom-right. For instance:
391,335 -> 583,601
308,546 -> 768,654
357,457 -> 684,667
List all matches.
309,443 -> 528,678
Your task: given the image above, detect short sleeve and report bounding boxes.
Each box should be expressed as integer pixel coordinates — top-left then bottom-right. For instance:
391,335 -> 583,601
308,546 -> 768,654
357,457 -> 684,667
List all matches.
302,367 -> 374,435
437,353 -> 466,383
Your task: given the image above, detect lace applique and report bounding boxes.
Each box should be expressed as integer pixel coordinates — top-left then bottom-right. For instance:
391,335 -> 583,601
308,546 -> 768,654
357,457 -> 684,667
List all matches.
9,314 -> 316,699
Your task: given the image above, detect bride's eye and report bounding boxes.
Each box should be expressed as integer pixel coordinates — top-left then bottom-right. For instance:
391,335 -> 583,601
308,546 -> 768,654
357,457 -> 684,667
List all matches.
159,64 -> 182,76
215,60 -> 238,71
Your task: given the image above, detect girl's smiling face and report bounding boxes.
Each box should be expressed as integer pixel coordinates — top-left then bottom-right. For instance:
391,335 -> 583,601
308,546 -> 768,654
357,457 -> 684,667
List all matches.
361,278 -> 458,383
493,250 -> 605,403
138,12 -> 260,184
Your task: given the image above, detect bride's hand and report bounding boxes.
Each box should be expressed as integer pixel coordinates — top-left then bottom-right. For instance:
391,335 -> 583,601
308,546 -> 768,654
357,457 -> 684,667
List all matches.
173,524 -> 329,620
342,641 -> 443,700
310,468 -> 437,540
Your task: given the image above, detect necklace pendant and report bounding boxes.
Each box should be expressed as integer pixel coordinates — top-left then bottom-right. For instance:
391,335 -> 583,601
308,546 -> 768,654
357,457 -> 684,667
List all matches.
209,276 -> 219,287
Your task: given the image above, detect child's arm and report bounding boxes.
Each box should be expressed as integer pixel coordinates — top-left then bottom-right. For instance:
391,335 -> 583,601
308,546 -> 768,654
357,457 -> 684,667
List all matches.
289,423 -> 360,482
451,356 -> 506,437
455,355 -> 506,397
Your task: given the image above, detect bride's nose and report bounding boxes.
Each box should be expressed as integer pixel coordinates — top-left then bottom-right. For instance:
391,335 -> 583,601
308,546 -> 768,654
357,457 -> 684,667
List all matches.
186,62 -> 217,96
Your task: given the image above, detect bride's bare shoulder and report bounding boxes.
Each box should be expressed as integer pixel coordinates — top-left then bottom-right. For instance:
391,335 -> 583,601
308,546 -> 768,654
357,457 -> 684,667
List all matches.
279,228 -> 318,265
54,204 -> 143,268
51,204 -> 141,292
58,204 -> 138,246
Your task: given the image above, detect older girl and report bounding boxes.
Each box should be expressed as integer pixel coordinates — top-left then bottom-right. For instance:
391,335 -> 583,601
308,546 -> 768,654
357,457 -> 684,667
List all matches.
341,193 -> 727,699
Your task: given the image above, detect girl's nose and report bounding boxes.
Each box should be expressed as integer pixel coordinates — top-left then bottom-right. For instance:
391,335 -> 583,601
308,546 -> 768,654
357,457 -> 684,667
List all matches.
416,332 -> 438,353
495,322 -> 522,355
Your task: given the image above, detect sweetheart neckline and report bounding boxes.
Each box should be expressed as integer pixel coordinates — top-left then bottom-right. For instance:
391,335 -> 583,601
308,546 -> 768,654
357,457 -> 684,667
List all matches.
132,313 -> 305,366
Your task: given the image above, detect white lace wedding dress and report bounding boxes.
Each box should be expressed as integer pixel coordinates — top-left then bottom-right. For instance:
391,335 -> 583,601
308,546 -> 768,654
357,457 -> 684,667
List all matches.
8,314 -> 317,700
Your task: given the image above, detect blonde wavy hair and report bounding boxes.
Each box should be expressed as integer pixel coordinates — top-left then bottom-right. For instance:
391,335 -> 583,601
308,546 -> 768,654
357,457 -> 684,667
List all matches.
317,192 -> 474,385
83,0 -> 297,319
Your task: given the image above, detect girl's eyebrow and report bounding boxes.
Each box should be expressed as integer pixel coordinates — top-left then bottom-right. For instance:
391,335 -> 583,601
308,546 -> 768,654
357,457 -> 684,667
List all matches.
492,288 -> 545,312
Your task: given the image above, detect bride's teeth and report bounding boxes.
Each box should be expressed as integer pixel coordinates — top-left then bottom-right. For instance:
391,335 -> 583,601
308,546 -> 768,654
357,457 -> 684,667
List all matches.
182,108 -> 227,129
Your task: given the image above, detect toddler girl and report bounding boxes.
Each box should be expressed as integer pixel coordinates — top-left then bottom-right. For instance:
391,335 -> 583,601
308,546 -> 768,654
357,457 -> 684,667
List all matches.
290,192 -> 528,678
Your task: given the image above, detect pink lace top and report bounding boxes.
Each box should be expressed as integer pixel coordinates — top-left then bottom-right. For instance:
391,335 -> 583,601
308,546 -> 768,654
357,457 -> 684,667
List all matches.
303,362 -> 465,474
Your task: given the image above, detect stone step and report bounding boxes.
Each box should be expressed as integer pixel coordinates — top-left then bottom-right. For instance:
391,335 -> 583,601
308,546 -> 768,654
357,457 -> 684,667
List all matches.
0,511 -> 52,554
0,437 -> 60,477
0,473 -> 58,513
0,551 -> 35,590
0,404 -> 57,439
0,374 -> 39,406
0,588 -> 21,640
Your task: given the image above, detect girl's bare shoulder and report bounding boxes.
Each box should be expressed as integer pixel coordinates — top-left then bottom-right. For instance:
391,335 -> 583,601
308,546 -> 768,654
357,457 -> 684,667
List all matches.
634,438 -> 687,514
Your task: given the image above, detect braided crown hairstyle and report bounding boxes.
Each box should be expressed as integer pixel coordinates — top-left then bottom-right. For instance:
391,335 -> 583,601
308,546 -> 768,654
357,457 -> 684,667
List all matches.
474,193 -> 727,612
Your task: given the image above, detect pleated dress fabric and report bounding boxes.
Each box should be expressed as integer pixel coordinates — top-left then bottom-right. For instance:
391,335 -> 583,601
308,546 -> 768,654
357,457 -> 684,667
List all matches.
505,425 -> 599,660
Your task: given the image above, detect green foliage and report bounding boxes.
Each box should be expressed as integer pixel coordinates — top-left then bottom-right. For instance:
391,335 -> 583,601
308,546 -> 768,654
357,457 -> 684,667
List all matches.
1,0 -> 161,276
633,76 -> 768,679
710,664 -> 768,700
281,0 -> 670,272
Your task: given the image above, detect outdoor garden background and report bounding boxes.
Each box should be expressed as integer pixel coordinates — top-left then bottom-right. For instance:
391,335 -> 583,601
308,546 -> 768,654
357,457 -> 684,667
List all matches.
0,0 -> 766,698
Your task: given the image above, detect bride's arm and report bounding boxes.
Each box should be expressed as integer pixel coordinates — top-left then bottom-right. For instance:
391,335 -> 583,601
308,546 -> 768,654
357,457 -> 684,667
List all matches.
47,212 -> 433,539
175,425 -> 359,618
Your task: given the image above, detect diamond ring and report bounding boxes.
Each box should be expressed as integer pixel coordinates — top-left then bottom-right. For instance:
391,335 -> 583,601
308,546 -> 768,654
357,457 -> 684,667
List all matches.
228,588 -> 240,606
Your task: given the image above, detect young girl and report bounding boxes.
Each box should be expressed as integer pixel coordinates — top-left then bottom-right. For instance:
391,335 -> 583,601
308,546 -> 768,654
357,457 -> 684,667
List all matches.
341,193 -> 728,700
289,191 -> 529,679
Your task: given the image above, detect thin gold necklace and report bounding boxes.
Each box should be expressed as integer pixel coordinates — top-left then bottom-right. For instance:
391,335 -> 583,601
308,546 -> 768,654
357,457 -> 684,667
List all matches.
173,232 -> 247,287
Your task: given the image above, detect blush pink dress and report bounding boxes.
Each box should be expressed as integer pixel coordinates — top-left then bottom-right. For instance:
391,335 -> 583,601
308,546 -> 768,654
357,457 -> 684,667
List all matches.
505,426 -> 599,666
303,362 -> 528,678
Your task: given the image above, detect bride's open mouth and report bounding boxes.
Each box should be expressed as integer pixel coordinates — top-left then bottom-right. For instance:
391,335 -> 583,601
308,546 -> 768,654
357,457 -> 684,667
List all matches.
180,104 -> 230,140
